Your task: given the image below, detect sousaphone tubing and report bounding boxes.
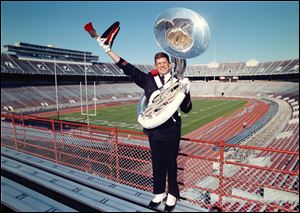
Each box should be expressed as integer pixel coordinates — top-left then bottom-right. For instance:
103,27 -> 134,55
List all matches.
137,7 -> 210,129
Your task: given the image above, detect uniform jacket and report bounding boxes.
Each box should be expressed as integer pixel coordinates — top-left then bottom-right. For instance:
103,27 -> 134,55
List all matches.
116,57 -> 192,138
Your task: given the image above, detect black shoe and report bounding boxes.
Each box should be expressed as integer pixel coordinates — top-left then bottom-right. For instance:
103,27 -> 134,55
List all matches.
148,196 -> 167,210
164,201 -> 176,212
148,200 -> 160,210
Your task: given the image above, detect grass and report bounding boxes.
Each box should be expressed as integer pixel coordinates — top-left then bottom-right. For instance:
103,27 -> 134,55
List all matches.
49,98 -> 247,135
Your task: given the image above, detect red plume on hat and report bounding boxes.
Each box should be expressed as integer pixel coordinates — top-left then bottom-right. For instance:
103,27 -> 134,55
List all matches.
84,22 -> 97,38
84,22 -> 93,32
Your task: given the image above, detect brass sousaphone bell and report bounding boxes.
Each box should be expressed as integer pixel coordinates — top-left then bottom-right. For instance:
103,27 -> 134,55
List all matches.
137,7 -> 210,129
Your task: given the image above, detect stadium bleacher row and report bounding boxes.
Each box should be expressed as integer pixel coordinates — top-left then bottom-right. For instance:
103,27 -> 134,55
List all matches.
1,83 -> 143,113
1,176 -> 77,212
1,53 -> 132,76
185,58 -> 299,77
1,52 -> 299,77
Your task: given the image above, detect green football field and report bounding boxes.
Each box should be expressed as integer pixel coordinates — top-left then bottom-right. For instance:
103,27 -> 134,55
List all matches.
55,99 -> 247,135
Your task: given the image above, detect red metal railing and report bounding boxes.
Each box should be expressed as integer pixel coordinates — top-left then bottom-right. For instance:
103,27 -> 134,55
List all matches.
1,112 -> 299,212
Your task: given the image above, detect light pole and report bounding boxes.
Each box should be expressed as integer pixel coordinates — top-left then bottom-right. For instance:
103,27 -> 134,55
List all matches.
80,52 -> 97,125
84,53 -> 89,125
213,45 -> 216,82
54,57 -> 59,120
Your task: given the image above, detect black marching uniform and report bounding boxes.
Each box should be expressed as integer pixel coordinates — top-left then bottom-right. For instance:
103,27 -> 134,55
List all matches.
116,58 -> 192,198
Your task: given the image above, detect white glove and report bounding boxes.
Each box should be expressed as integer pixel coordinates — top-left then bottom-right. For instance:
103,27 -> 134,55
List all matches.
181,77 -> 191,94
96,37 -> 111,53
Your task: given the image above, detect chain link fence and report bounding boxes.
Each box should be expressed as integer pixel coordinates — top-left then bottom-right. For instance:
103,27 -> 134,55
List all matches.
1,112 -> 298,212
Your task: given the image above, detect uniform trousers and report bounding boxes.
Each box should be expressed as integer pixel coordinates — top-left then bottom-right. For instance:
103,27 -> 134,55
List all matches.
147,123 -> 181,198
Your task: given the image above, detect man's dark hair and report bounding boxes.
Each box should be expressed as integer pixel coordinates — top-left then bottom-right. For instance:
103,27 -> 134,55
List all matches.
154,52 -> 170,63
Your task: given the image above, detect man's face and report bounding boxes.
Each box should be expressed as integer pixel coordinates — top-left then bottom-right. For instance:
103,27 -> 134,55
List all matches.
155,57 -> 171,76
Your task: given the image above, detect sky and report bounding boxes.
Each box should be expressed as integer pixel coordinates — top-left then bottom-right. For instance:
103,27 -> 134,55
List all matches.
1,1 -> 299,65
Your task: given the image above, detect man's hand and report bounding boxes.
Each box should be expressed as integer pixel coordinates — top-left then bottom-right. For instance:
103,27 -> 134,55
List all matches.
97,37 -> 111,53
181,77 -> 191,94
84,21 -> 120,53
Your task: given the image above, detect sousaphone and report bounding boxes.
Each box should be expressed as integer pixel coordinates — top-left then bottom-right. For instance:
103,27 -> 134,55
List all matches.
137,7 -> 210,129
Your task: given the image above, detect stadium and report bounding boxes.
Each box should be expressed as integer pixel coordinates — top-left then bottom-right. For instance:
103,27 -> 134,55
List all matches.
1,39 -> 299,212
1,2 -> 299,212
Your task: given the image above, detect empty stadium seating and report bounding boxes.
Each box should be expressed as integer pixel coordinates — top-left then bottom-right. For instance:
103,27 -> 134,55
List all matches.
1,147 -> 207,212
1,53 -> 299,77
1,44 -> 298,212
1,81 -> 299,114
